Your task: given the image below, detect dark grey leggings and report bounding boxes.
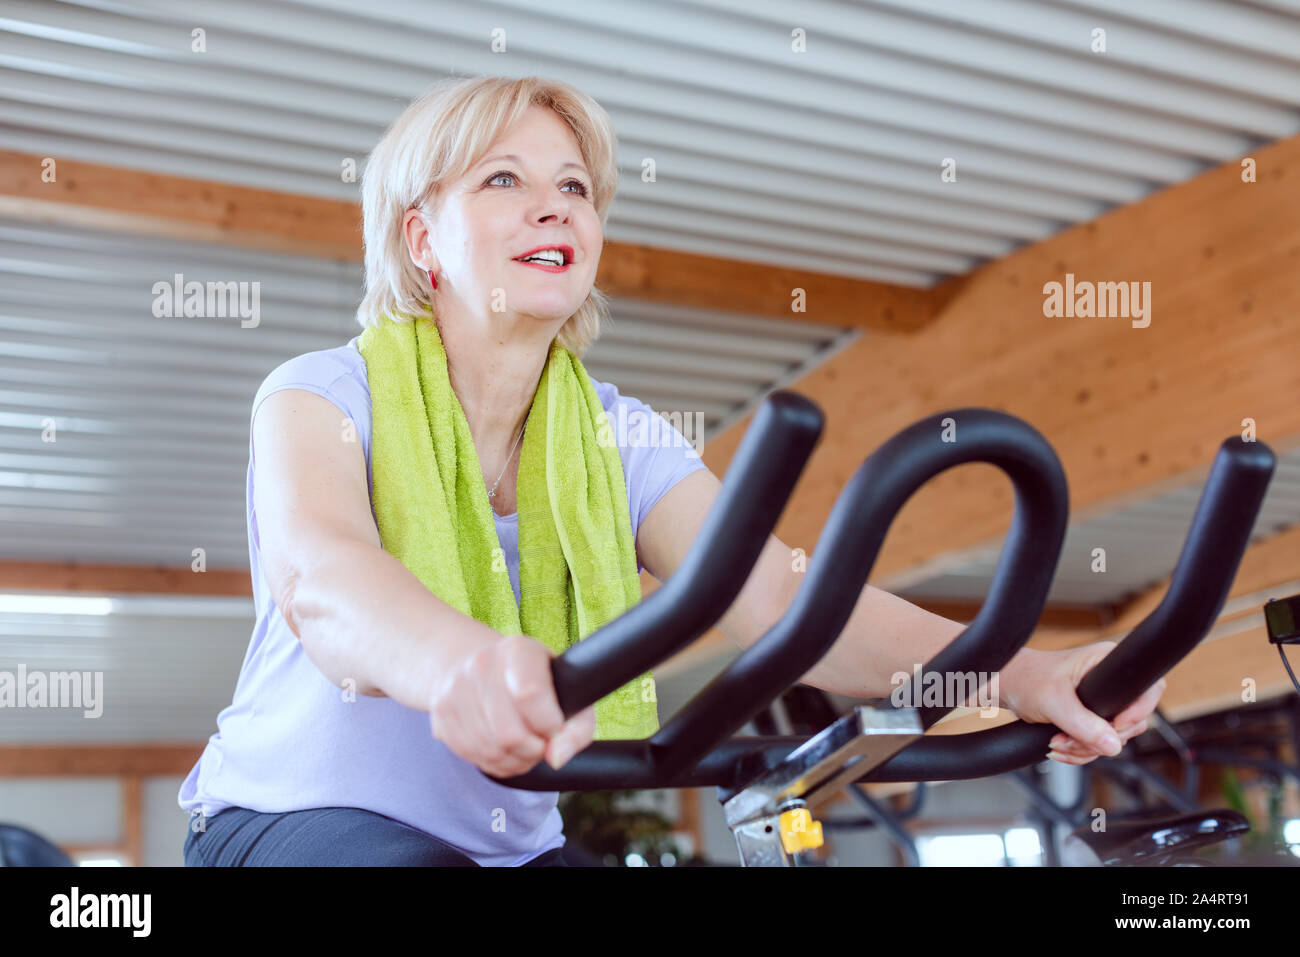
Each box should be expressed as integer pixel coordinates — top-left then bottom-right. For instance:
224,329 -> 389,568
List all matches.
183,806 -> 567,867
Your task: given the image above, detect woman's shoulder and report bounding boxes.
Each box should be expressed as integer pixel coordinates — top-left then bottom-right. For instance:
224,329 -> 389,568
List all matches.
252,337 -> 370,424
583,370 -> 708,534
586,370 -> 620,411
259,337 -> 365,394
583,370 -> 704,462
584,369 -> 653,417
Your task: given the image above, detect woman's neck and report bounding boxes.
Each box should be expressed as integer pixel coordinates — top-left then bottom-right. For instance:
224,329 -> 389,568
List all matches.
434,313 -> 549,465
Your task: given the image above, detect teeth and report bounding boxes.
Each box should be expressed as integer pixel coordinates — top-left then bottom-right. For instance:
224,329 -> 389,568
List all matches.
518,249 -> 565,265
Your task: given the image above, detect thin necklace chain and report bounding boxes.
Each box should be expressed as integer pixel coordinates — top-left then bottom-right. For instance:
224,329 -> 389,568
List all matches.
488,413 -> 528,502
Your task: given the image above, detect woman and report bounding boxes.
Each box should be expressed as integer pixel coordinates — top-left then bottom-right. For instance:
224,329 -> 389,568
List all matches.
179,75 -> 1163,867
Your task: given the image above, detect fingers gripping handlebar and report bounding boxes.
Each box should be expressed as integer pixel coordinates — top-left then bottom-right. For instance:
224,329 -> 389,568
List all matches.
496,401 -> 1074,792
493,391 -> 1274,793
857,434 -> 1276,783
647,407 -> 1069,784
583,434 -> 1274,791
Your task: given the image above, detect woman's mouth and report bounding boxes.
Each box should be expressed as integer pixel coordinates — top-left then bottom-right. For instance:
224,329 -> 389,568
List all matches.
513,260 -> 570,273
512,245 -> 574,273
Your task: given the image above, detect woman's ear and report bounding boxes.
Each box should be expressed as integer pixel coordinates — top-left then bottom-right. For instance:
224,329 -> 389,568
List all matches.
402,206 -> 438,274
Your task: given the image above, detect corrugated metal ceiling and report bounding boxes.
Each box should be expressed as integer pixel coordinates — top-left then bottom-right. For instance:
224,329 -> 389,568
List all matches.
0,215 -> 855,568
0,1 -> 1298,742
2,0 -> 1299,284
888,443 -> 1300,608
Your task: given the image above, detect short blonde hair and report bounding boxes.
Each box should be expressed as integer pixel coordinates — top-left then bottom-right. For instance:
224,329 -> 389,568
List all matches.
356,74 -> 618,357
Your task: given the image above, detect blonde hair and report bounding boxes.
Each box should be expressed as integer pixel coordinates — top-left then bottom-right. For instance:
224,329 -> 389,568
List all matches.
355,74 -> 618,357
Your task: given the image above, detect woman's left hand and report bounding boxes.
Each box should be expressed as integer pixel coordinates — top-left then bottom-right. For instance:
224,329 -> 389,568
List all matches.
998,642 -> 1167,765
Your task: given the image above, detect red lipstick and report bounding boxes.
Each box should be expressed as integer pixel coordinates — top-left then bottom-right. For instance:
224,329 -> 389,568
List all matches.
512,245 -> 574,271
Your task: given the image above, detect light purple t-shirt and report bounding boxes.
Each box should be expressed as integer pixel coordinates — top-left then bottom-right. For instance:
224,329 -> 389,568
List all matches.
178,334 -> 708,866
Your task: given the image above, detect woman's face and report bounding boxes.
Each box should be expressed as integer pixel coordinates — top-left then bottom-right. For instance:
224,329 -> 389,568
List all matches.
414,105 -> 602,336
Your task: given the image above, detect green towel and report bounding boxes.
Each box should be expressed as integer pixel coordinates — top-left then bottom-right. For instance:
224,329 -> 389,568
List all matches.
357,311 -> 658,741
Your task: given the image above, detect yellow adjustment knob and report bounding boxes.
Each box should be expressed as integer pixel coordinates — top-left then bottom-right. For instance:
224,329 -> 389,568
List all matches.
779,807 -> 824,853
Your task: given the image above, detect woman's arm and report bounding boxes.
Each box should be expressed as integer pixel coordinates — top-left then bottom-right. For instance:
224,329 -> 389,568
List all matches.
253,388 -> 503,712
636,466 -> 1160,760
250,387 -> 597,775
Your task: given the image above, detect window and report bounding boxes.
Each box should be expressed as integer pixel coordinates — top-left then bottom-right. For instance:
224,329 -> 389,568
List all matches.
915,827 -> 1043,866
1284,818 -> 1300,858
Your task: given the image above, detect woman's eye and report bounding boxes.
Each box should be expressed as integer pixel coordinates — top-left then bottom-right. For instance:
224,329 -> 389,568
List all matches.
487,171 -> 589,198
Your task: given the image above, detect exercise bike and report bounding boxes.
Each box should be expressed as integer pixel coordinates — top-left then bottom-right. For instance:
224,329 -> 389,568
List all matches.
493,393 -> 1276,866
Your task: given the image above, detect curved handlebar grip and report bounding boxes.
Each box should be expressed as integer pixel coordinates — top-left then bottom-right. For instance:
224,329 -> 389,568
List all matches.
547,390 -> 824,719
650,407 -> 1070,783
858,436 -> 1277,782
499,407 -> 1069,791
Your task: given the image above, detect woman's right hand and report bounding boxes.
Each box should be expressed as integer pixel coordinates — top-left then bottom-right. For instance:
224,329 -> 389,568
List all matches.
426,632 -> 597,778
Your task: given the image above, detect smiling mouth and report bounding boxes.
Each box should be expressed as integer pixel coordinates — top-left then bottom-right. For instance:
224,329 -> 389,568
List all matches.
512,245 -> 575,267
513,259 -> 571,272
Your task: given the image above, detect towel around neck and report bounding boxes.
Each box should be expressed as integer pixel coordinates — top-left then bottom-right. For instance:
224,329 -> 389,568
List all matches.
357,311 -> 659,740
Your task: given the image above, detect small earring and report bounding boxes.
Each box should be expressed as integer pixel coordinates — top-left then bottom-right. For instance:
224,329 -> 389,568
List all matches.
428,268 -> 438,291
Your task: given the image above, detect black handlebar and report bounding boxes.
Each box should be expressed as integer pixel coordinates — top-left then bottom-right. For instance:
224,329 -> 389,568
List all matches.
634,435 -> 1276,790
648,408 -> 1068,785
491,392 -> 1274,793
549,390 -> 824,716
857,434 -> 1276,782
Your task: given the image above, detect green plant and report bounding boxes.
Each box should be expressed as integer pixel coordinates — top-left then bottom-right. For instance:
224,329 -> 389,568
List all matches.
557,790 -> 683,866
1218,767 -> 1292,861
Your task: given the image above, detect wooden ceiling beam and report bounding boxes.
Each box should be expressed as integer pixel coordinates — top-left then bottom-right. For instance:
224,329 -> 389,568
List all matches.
0,148 -> 932,331
0,151 -> 362,260
1026,524 -> 1300,721
0,560 -> 251,596
0,743 -> 203,777
700,133 -> 1300,587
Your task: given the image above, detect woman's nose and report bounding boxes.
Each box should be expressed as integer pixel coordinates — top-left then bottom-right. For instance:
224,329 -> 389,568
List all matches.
532,206 -> 569,225
525,188 -> 572,222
